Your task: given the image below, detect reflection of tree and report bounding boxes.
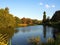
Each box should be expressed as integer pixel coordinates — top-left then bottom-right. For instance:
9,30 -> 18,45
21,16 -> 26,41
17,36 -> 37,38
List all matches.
43,25 -> 46,38
19,27 -> 30,33
53,28 -> 58,40
0,28 -> 15,45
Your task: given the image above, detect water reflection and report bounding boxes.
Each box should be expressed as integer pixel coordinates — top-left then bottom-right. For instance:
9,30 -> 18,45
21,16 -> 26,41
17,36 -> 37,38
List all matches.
11,25 -> 54,45
21,27 -> 30,32
52,28 -> 60,40
0,28 -> 16,45
43,25 -> 46,38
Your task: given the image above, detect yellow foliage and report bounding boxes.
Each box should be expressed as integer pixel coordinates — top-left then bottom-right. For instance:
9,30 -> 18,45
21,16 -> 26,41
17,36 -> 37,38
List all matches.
47,38 -> 54,43
28,36 -> 40,44
18,24 -> 27,27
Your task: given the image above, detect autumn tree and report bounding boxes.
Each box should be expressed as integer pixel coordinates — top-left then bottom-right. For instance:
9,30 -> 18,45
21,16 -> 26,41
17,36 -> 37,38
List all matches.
0,7 -> 16,28
14,16 -> 22,27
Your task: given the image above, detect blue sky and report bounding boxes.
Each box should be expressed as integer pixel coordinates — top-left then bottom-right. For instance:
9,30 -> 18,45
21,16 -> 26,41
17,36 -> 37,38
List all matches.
0,0 -> 60,20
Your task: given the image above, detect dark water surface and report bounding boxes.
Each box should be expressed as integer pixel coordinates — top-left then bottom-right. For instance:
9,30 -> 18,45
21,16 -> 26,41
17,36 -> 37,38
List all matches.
11,25 -> 54,45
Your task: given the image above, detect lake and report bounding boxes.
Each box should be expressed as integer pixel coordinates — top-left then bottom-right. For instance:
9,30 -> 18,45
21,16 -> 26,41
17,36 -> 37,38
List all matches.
11,25 -> 55,45
0,25 -> 57,45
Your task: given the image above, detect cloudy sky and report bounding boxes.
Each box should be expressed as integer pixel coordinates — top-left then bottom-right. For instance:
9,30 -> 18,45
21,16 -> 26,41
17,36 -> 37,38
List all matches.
0,0 -> 60,20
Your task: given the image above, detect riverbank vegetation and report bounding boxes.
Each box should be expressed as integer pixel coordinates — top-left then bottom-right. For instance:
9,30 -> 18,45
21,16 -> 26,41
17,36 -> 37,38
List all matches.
28,35 -> 60,45
0,28 -> 17,45
0,7 -> 60,45
42,10 -> 60,29
0,7 -> 42,28
42,10 -> 60,45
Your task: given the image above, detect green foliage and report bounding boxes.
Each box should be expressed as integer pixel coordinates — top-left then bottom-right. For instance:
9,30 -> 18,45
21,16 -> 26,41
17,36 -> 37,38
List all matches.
14,16 -> 22,27
0,7 -> 42,28
0,7 -> 16,28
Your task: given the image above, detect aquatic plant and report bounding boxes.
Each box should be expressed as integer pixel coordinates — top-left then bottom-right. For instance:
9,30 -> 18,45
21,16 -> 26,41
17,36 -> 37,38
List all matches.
47,38 -> 54,43
27,36 -> 41,45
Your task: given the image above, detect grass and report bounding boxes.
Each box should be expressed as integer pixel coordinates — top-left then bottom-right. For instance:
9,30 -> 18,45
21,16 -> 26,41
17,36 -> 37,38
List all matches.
27,34 -> 60,45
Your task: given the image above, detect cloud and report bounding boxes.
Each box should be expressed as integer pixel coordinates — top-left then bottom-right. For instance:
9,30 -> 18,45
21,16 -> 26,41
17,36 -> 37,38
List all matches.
45,4 -> 50,8
40,2 -> 43,5
45,4 -> 55,8
39,2 -> 56,9
51,5 -> 55,8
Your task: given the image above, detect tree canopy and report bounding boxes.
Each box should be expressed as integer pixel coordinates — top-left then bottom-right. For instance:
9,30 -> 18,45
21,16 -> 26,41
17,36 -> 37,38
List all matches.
0,7 -> 16,28
0,7 -> 41,28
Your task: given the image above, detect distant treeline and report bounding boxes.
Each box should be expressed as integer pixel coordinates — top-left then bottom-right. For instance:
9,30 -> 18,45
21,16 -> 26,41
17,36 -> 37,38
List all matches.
42,10 -> 60,28
0,7 -> 42,28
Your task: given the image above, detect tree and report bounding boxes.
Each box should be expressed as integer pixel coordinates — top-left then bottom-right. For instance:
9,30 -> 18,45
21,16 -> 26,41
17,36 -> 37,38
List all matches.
14,16 -> 22,27
46,16 -> 50,22
26,18 -> 33,25
5,7 -> 9,14
43,11 -> 46,23
51,10 -> 60,22
21,17 -> 27,24
0,7 -> 16,28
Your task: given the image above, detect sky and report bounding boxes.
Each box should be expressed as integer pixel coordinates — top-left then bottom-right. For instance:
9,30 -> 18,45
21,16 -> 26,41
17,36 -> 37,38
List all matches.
0,0 -> 60,20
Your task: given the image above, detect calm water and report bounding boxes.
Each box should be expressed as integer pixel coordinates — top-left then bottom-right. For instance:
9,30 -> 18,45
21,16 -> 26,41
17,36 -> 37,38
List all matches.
0,25 -> 56,45
11,25 -> 54,45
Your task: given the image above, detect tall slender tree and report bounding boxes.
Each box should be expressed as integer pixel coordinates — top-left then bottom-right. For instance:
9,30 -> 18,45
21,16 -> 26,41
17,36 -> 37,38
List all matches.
43,11 -> 46,23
